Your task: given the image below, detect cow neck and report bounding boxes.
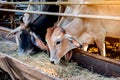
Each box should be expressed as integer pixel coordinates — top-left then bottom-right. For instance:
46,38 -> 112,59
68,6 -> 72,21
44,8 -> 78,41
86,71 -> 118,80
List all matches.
31,7 -> 49,24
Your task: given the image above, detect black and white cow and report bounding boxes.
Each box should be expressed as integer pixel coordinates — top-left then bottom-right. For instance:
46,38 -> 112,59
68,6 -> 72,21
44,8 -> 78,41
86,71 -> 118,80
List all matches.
7,0 -> 59,55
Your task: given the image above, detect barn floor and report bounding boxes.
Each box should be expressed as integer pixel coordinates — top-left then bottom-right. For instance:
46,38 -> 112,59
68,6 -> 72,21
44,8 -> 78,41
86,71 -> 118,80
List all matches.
0,33 -> 120,80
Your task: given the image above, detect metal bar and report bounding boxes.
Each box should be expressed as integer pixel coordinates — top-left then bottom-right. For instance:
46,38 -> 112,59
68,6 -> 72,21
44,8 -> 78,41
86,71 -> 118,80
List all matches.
1,8 -> 120,21
0,26 -> 12,32
1,1 -> 120,5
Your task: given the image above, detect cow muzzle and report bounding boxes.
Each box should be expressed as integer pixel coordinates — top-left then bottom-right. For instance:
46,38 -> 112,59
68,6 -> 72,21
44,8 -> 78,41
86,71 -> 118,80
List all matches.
50,58 -> 60,64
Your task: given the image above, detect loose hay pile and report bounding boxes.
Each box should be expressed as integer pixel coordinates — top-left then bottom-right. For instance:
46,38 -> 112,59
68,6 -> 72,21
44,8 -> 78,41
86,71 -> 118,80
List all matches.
0,36 -> 120,80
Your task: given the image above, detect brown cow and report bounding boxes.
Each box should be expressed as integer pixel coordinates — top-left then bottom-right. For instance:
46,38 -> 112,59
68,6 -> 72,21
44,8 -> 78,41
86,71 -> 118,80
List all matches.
46,0 -> 120,64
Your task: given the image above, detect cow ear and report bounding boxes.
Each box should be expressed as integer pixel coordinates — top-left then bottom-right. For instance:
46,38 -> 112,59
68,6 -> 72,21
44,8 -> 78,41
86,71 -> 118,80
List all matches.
65,34 -> 82,48
64,50 -> 73,61
30,32 -> 48,51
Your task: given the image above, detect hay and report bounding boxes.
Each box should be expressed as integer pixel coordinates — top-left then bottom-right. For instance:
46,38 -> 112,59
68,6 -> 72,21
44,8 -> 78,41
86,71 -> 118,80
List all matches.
0,37 -> 120,80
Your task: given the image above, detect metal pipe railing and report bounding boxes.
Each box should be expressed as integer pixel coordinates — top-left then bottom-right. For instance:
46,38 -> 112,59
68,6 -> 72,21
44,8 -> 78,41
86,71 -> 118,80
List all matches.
1,8 -> 120,21
1,1 -> 120,5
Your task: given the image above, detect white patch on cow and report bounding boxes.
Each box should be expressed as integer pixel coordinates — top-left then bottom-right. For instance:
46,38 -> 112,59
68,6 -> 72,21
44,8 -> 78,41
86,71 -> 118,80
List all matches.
82,45 -> 88,51
30,32 -> 37,39
15,31 -> 22,46
15,35 -> 19,46
49,49 -> 60,64
101,43 -> 106,57
53,33 -> 63,43
57,33 -> 63,39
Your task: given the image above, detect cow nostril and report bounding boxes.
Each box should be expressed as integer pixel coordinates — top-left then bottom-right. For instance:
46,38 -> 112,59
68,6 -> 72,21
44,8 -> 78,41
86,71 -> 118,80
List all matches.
50,61 -> 54,64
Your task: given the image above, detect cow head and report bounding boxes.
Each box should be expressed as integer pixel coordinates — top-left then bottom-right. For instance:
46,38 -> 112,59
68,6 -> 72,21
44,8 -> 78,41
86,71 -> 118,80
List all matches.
6,17 -> 47,55
46,27 -> 82,64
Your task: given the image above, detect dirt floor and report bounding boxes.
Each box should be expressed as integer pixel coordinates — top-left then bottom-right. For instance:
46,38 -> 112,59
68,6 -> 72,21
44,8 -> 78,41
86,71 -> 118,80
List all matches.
0,34 -> 120,80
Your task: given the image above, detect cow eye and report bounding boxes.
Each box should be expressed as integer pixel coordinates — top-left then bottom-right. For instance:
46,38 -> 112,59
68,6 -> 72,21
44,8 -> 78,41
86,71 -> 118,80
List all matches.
56,41 -> 61,45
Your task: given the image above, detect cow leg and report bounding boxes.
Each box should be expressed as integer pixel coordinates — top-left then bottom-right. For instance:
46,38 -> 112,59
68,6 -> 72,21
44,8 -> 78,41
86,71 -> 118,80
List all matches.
81,43 -> 88,51
95,39 -> 106,57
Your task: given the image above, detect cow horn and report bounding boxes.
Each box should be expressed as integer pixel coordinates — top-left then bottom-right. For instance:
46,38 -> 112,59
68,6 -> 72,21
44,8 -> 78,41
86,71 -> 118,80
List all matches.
64,50 -> 73,61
